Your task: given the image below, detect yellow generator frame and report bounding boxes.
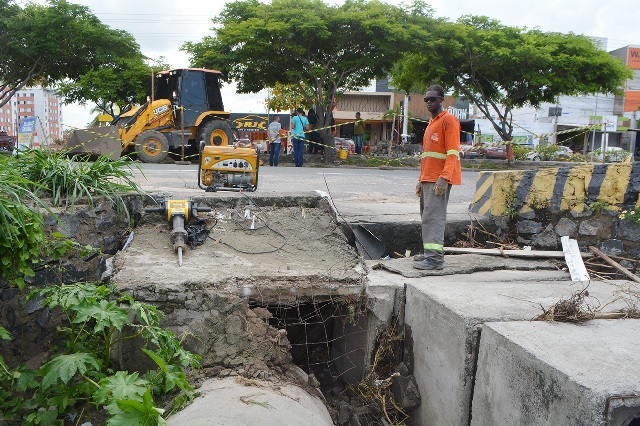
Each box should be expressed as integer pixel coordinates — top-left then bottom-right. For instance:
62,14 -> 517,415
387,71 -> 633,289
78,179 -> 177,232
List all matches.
198,144 -> 259,192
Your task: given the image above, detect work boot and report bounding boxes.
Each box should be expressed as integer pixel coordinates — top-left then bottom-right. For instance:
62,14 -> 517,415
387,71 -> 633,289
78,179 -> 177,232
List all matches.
413,258 -> 444,270
413,253 -> 427,261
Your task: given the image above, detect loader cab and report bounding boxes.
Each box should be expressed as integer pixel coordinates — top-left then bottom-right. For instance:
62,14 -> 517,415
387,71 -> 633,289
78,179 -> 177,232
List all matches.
155,68 -> 226,127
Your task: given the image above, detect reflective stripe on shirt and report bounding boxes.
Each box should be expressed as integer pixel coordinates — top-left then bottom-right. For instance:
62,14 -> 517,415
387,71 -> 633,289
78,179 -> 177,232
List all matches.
420,150 -> 460,160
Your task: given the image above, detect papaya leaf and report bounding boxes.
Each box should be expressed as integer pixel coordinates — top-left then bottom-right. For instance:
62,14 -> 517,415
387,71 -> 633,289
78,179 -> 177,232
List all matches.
73,299 -> 128,333
95,371 -> 149,405
0,326 -> 10,340
41,352 -> 99,390
107,389 -> 166,426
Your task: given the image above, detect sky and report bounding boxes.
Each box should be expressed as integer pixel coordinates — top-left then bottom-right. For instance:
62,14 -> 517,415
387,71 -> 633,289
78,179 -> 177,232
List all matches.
56,0 -> 640,129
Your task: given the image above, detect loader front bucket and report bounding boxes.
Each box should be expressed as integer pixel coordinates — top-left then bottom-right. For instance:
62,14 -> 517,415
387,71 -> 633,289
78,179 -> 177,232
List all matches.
65,126 -> 122,161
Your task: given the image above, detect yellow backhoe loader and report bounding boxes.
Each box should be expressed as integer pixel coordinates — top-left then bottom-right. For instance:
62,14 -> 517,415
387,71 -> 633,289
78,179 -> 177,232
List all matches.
65,68 -> 235,163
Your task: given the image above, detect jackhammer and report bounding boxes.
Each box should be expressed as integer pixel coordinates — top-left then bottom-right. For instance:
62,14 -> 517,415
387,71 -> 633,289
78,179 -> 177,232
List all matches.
145,200 -> 211,266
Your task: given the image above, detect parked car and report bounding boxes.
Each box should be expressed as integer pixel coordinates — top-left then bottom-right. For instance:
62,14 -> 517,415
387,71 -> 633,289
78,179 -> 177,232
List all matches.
593,146 -> 630,163
460,144 -> 480,159
526,145 -> 573,161
0,131 -> 15,154
483,144 -> 507,160
334,137 -> 356,154
554,145 -> 574,159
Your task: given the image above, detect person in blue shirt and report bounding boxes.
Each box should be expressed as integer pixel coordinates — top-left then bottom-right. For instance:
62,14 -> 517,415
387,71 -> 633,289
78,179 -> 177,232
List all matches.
290,108 -> 309,167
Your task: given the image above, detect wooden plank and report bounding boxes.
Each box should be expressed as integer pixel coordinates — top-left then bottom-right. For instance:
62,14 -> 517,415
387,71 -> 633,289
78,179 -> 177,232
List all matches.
444,246 -> 592,259
589,246 -> 640,283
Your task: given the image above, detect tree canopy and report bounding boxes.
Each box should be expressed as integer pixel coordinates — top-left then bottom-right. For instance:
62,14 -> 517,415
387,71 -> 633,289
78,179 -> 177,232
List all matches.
181,0 -> 426,153
0,0 -> 148,111
391,16 -> 633,142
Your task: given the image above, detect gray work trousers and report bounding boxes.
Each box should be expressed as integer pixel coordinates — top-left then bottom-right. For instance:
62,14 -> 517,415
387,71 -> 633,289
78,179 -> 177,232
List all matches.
420,181 -> 451,261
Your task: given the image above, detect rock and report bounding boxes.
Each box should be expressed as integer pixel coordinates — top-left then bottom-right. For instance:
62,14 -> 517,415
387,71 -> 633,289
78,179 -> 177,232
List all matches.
390,374 -> 421,411
578,219 -> 600,236
308,373 -> 321,388
598,239 -> 624,256
619,219 -> 640,242
516,220 -> 542,234
531,230 -> 558,250
554,218 -> 577,237
337,403 -> 351,424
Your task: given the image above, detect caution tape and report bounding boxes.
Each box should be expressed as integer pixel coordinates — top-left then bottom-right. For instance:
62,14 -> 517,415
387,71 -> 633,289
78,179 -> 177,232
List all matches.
51,103 -> 612,162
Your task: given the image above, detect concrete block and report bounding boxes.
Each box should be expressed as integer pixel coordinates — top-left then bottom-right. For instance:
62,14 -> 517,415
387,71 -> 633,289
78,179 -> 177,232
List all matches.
404,276 -> 629,426
471,320 -> 640,426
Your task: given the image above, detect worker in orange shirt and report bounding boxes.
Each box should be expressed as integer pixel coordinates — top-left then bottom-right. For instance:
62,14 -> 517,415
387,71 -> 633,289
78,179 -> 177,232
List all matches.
414,85 -> 461,270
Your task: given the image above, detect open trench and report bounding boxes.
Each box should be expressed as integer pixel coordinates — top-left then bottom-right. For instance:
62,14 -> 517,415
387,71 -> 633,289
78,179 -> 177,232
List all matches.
99,193 -> 421,425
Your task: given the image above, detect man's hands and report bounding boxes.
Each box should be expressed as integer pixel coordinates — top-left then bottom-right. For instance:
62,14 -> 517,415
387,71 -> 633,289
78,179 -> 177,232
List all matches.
415,182 -> 422,198
433,177 -> 449,196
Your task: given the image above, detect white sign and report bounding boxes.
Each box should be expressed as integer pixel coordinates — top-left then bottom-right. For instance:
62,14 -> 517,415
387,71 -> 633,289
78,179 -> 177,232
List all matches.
602,115 -> 617,132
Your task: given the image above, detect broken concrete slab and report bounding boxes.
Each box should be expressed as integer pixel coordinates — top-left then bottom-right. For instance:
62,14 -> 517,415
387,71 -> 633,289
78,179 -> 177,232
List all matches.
109,204 -> 367,374
371,254 -> 557,278
111,206 -> 365,300
403,277 -> 633,426
166,376 -> 333,426
471,320 -> 640,426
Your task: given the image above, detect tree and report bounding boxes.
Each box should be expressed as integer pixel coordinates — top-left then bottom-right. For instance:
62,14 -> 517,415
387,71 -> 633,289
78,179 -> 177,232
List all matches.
391,16 -> 633,150
181,0 -> 424,160
56,57 -> 171,118
0,0 -> 145,109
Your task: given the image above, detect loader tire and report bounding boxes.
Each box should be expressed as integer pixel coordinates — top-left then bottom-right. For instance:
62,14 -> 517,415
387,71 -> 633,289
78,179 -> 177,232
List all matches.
135,130 -> 169,163
198,120 -> 233,147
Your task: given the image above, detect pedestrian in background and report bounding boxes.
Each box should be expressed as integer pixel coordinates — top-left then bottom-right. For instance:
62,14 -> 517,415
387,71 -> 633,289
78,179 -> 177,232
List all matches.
353,112 -> 365,154
291,108 -> 309,167
268,115 -> 282,166
307,108 -> 321,154
414,85 -> 461,271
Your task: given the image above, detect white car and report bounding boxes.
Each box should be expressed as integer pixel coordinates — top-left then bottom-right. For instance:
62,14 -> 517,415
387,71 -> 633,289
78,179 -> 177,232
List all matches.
594,146 -> 629,163
526,145 -> 573,161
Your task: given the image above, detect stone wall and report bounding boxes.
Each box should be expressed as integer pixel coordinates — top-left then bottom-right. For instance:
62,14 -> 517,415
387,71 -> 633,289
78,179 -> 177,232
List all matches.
0,198 -> 137,368
470,163 -> 640,258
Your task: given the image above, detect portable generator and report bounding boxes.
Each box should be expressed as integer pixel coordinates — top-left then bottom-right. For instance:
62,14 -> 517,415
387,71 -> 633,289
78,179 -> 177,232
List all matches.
198,143 -> 259,192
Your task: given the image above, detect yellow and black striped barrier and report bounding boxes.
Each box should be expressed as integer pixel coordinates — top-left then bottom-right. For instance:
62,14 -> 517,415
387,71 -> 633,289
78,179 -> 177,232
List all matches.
471,163 -> 640,217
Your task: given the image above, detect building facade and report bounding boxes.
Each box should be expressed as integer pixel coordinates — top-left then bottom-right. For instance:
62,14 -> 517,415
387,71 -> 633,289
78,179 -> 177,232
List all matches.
0,86 -> 63,146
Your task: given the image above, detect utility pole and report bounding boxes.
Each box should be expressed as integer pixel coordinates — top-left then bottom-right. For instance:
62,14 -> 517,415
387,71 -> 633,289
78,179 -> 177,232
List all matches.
402,93 -> 410,144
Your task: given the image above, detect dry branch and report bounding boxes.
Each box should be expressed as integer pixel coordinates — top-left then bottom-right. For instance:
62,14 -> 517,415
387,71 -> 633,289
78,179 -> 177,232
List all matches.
589,246 -> 640,283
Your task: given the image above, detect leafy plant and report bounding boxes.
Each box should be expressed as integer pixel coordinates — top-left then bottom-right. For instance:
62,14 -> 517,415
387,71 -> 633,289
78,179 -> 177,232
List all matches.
586,200 -> 611,214
0,283 -> 200,424
619,208 -> 640,226
592,148 -> 631,163
512,144 -> 532,160
534,144 -> 561,161
15,149 -> 144,219
504,188 -> 518,219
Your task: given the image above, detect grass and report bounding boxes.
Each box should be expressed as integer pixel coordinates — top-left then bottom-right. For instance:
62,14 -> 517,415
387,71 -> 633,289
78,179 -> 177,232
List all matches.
15,149 -> 145,219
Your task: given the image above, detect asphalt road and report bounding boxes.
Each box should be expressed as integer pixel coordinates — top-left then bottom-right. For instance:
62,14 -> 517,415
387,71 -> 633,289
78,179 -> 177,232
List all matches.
130,162 -> 481,223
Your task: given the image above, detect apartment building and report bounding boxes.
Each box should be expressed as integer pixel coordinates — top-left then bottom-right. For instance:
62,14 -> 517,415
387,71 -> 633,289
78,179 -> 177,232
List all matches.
0,87 -> 63,146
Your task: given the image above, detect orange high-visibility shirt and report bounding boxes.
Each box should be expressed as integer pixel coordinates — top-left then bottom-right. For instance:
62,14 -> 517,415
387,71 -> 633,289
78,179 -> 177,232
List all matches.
419,110 -> 461,185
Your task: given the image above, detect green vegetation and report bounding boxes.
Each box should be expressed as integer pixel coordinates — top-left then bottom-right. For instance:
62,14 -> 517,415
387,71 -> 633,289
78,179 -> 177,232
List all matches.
586,200 -> 612,214
1,283 -> 199,425
15,149 -> 144,218
592,147 -> 631,163
0,0 -> 151,113
391,15 -> 632,144
1,152 -> 198,424
182,0 -> 422,161
504,188 -> 518,219
619,208 -> 640,226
